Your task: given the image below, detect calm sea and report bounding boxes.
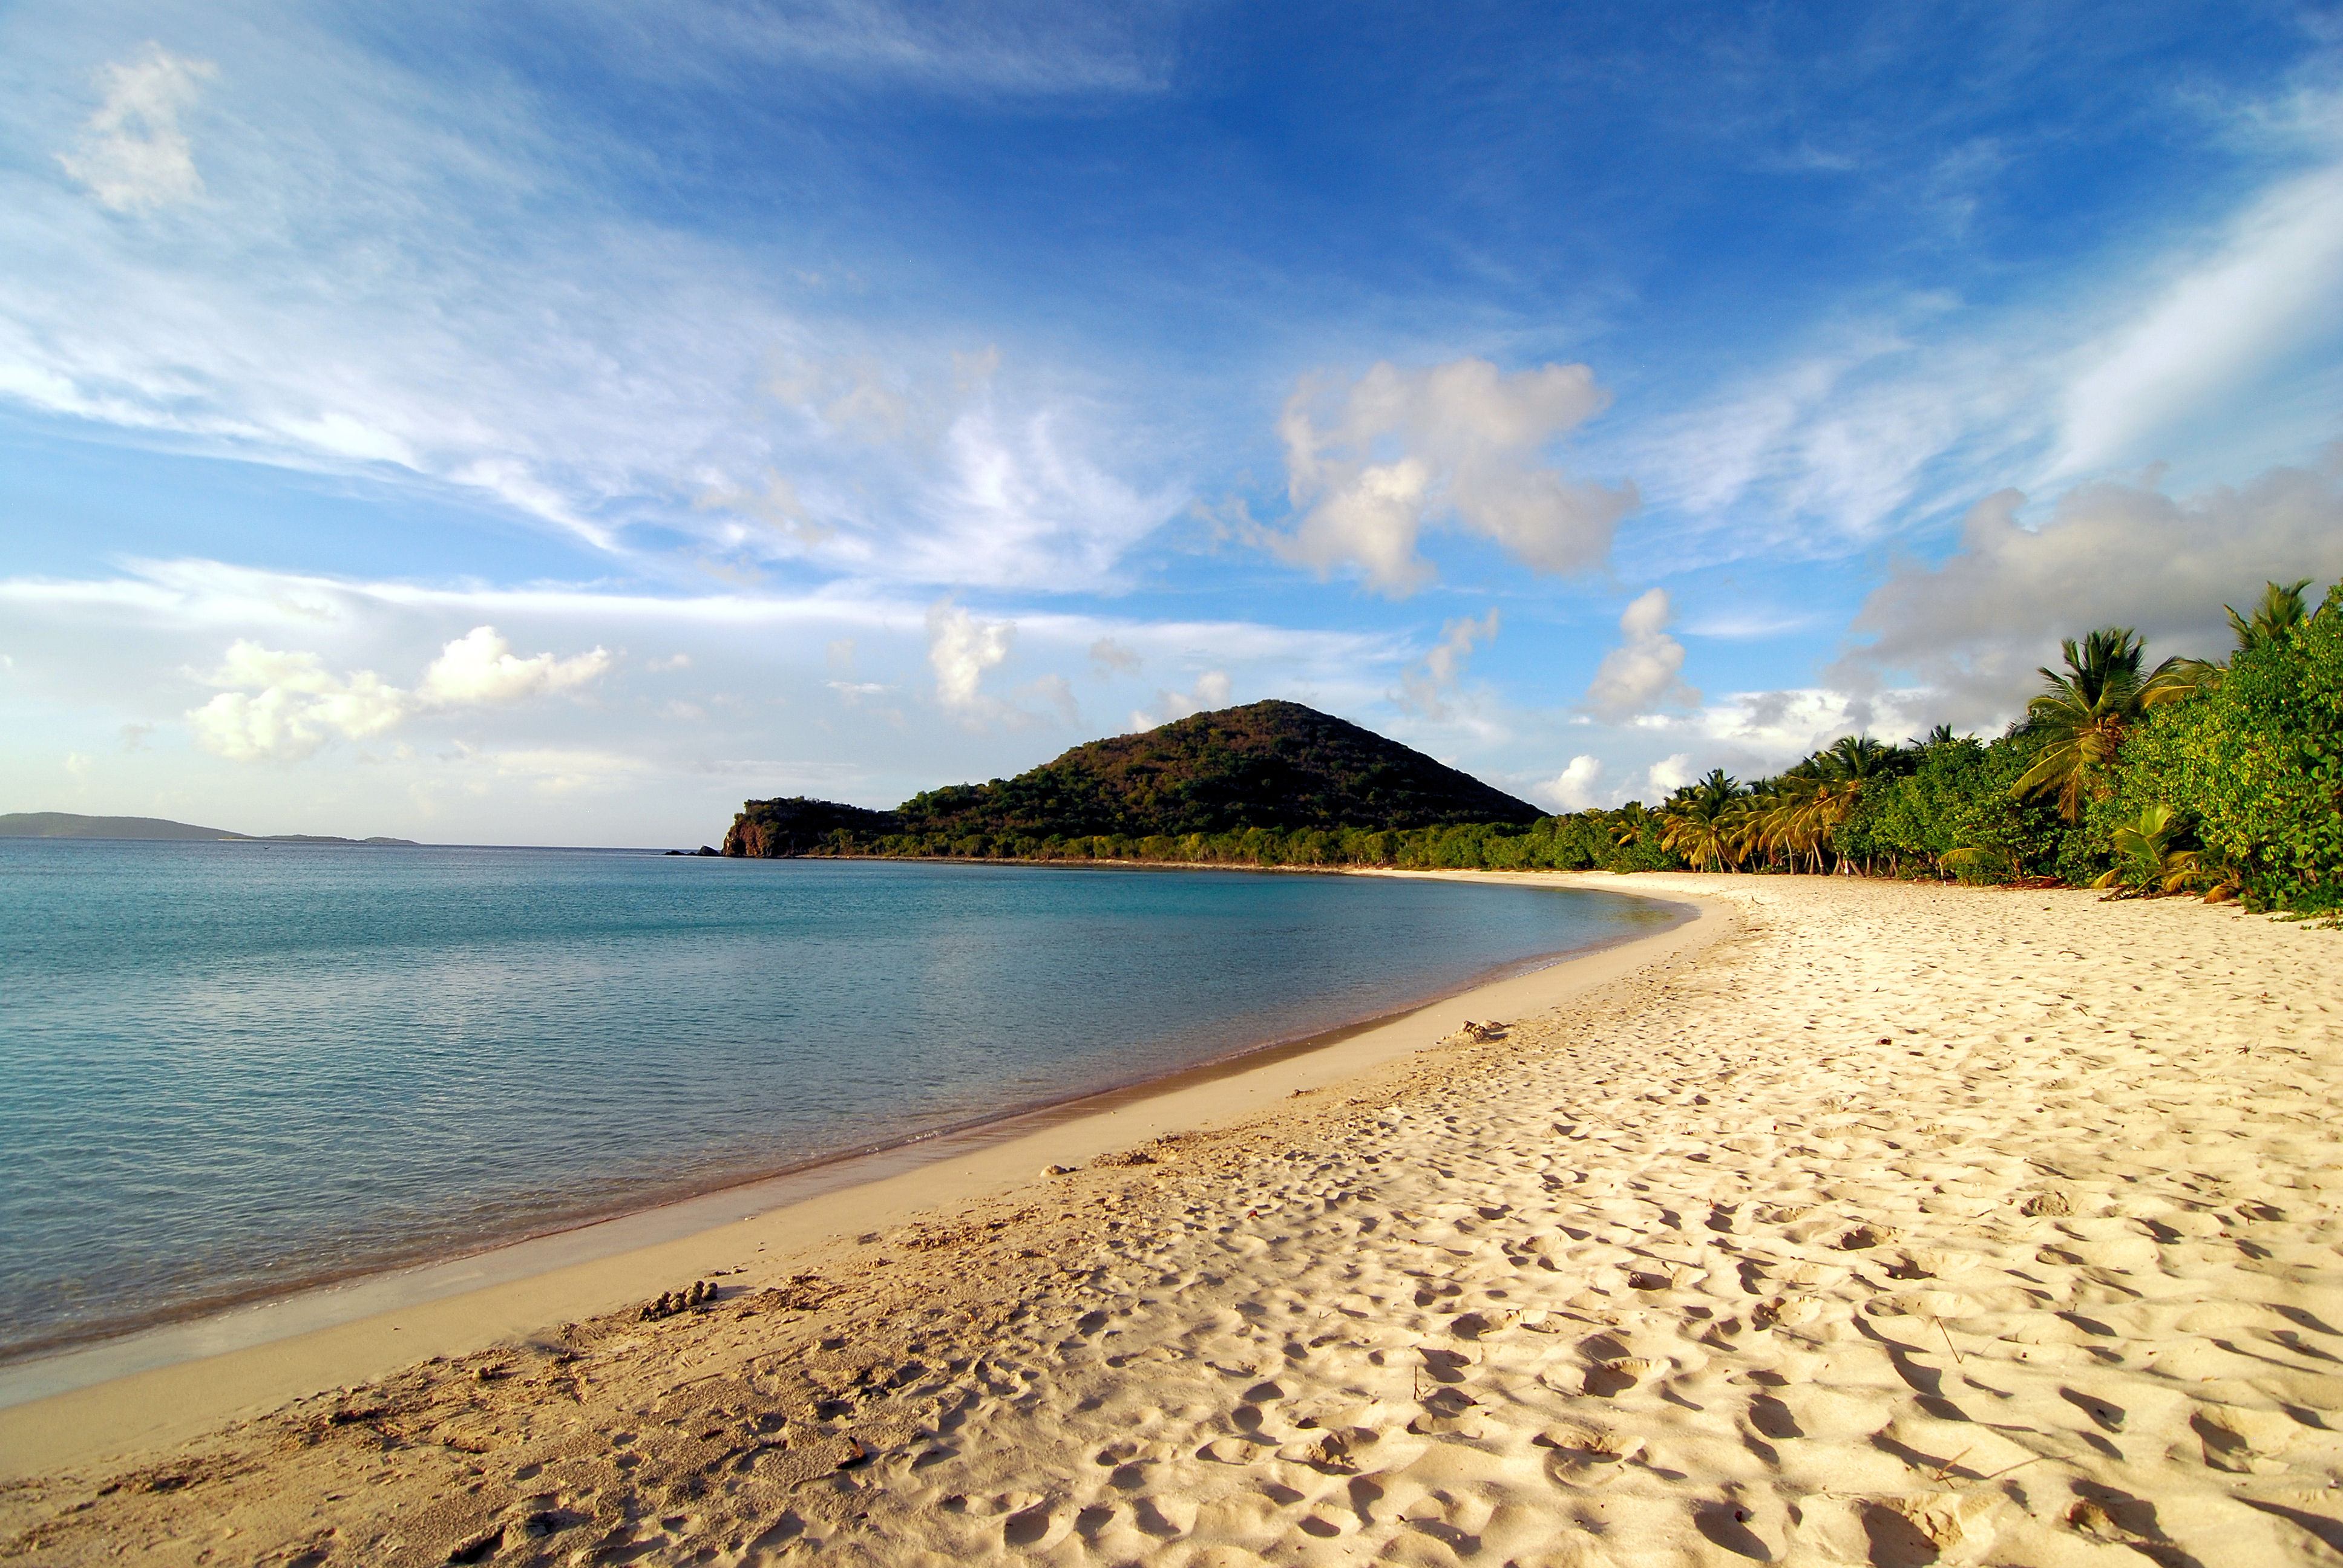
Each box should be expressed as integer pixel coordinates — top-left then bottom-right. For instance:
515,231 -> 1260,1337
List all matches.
0,841 -> 1668,1362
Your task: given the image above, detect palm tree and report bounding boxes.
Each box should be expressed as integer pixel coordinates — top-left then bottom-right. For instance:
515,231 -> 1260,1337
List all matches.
1735,772 -> 1862,874
2151,580 -> 2326,705
1691,768 -> 1742,811
1609,801 -> 1657,852
1821,734 -> 1899,779
2227,578 -> 2315,651
1910,723 -> 1959,750
2091,802 -> 2200,895
2010,627 -> 2190,822
1659,769 -> 1746,871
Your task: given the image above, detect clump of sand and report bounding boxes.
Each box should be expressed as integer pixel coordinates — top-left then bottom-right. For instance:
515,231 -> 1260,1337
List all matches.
3,875 -> 2339,1566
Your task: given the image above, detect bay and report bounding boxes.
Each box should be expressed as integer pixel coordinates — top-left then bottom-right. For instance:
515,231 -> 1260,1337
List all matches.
0,841 -> 1666,1361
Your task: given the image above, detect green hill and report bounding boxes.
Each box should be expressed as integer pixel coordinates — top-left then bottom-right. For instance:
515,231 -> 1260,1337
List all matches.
0,812 -> 247,840
724,701 -> 1540,856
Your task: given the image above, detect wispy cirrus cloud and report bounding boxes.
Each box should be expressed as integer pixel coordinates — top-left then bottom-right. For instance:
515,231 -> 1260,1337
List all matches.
1613,96 -> 2343,574
554,0 -> 1186,98
4,24 -> 1182,593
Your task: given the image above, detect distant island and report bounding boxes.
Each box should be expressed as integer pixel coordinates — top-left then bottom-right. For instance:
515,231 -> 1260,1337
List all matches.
723,700 -> 1568,866
0,812 -> 418,846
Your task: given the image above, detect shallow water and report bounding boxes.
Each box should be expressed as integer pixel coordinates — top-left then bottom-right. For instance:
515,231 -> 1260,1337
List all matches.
0,842 -> 1667,1360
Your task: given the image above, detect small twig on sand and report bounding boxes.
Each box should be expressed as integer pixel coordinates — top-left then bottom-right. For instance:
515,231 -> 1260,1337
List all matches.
1933,1316 -> 1963,1367
1930,1446 -> 1973,1483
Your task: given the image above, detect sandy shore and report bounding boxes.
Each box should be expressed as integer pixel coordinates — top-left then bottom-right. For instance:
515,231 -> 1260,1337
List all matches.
4,874 -> 2339,1566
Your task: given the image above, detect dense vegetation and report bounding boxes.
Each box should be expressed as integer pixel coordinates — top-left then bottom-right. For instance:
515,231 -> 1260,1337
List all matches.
724,699 -> 1540,855
724,581 -> 2341,916
1656,577 -> 2341,914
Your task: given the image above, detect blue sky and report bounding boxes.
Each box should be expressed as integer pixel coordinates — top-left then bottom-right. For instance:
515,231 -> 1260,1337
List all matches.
5,0 -> 2342,844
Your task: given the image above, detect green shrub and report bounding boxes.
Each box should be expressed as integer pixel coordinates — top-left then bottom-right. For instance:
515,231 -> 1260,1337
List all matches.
2113,583 -> 2343,912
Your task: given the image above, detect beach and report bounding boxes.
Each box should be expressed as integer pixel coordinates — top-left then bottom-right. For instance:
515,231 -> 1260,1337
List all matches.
3,872 -> 2339,1565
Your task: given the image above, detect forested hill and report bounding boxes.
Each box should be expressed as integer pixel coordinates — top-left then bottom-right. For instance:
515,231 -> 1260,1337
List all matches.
723,701 -> 1541,855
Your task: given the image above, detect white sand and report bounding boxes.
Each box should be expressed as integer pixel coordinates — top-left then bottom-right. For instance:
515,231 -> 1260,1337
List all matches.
3,874 -> 2339,1566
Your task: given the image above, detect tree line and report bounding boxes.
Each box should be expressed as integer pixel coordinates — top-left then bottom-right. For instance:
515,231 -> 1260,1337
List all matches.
787,578 -> 2342,916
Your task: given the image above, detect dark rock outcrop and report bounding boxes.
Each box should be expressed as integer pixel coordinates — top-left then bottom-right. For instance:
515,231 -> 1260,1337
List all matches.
723,798 -> 903,858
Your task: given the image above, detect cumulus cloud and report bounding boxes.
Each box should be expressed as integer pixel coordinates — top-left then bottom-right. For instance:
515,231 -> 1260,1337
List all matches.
1840,457 -> 2343,725
1583,589 -> 1700,720
1645,753 -> 1694,795
419,626 -> 611,706
1657,686 -> 1936,778
926,599 -> 1015,713
188,642 -> 410,762
1533,754 -> 1605,812
1266,358 -> 1636,595
188,626 -> 612,761
57,43 -> 215,212
1397,609 -> 1498,720
1130,670 -> 1231,731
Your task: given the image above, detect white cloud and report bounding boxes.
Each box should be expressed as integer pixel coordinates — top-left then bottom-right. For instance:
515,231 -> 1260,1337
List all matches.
1583,589 -> 1699,720
2056,162 -> 2343,478
419,626 -> 611,707
1397,608 -> 1498,720
2,21 -> 1174,593
57,44 -> 215,212
1613,115 -> 2343,573
1840,457 -> 2343,725
188,642 -> 410,762
1532,754 -> 1605,812
1130,669 -> 1231,730
902,405 -> 1185,590
1656,686 -> 1934,777
1624,314 -> 2014,564
187,626 -> 612,762
925,599 -> 1015,713
600,1 -> 1177,97
1645,753 -> 1694,795
1266,358 -> 1636,595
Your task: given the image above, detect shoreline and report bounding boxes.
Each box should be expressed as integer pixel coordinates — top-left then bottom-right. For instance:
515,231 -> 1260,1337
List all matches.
0,872 -> 1722,1481
6,872 -> 2338,1567
0,861 -> 1666,1380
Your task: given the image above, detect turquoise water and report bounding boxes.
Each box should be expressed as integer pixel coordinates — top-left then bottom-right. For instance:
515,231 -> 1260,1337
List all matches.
0,841 -> 1669,1361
